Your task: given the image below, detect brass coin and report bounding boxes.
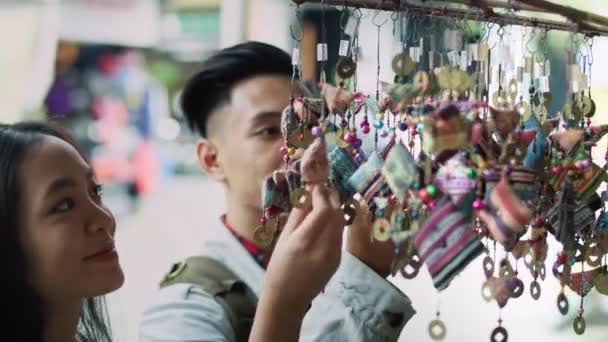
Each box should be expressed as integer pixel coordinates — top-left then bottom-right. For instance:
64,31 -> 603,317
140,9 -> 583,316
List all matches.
291,188 -> 312,209
557,292 -> 569,315
372,218 -> 391,242
530,280 -> 541,300
392,53 -> 414,76
254,225 -> 274,247
491,326 -> 509,342
481,280 -> 496,302
511,278 -> 524,298
573,316 -> 586,335
341,199 -> 360,226
581,97 -> 596,118
593,270 -> 608,295
483,256 -> 495,277
499,263 -> 514,279
336,57 -> 357,79
428,319 -> 447,341
288,129 -> 314,149
400,256 -> 421,279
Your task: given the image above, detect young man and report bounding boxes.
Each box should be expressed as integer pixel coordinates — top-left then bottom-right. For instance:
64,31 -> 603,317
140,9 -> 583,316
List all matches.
139,41 -> 415,341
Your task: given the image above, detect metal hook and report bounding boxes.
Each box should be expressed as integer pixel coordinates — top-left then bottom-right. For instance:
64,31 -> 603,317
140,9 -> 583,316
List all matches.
372,9 -> 389,27
525,28 -> 537,54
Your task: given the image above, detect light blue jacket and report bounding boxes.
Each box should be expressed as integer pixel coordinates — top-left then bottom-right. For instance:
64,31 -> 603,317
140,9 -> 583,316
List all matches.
139,221 -> 415,341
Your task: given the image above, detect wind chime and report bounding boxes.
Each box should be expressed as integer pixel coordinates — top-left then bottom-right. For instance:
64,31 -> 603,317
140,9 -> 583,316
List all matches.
259,0 -> 608,340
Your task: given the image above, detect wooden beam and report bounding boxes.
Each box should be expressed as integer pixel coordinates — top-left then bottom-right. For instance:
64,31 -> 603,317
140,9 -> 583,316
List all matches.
292,0 -> 608,36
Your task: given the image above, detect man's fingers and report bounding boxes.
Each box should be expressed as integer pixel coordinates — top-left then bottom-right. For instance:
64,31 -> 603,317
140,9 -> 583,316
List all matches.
283,206 -> 309,235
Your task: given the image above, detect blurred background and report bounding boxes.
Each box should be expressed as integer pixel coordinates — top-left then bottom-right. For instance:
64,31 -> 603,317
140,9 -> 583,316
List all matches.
1,0 -> 608,341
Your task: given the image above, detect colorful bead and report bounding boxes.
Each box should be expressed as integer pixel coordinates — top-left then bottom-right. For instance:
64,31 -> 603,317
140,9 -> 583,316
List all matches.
467,168 -> 477,179
374,120 -> 384,129
399,122 -> 408,131
426,184 -> 438,198
353,138 -> 362,148
311,126 -> 322,137
411,182 -> 422,190
473,198 -> 486,210
362,125 -> 371,134
416,122 -> 425,132
396,215 -> 405,223
418,188 -> 431,203
376,209 -> 385,217
551,166 -> 562,175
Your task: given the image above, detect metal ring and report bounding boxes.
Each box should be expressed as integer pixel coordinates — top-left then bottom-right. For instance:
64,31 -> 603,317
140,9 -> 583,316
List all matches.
557,292 -> 569,315
491,326 -> 509,342
573,316 -> 586,335
373,218 -> 391,242
336,57 -> 357,79
428,319 -> 447,341
530,280 -> 541,300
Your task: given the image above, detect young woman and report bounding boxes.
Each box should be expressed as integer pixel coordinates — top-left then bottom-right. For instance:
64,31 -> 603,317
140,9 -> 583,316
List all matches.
1,122 -> 344,342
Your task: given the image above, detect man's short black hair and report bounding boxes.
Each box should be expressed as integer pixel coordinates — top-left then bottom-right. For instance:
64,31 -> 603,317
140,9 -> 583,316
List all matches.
181,41 -> 292,137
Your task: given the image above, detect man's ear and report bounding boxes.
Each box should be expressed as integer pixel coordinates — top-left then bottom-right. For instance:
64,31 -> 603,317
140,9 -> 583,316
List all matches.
196,138 -> 226,182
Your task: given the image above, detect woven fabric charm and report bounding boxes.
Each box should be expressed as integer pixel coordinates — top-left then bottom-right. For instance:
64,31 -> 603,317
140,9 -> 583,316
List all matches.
414,197 -> 484,291
574,163 -> 608,202
422,105 -> 470,154
382,143 -> 418,202
546,180 -> 576,246
349,151 -> 384,193
434,154 -> 476,204
327,145 -> 360,200
568,269 -> 597,297
262,176 -> 290,213
477,176 -> 533,249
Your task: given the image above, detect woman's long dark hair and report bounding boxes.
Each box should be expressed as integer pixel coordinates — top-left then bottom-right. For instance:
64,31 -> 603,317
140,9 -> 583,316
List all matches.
0,122 -> 112,342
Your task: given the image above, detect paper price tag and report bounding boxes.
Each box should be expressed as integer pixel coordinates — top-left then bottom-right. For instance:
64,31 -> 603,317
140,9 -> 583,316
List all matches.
317,43 -> 328,62
339,40 -> 350,57
345,16 -> 360,35
292,48 -> 300,65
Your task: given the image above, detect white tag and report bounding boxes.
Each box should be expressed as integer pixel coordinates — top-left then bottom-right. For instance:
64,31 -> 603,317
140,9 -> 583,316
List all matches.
523,73 -> 531,91
516,67 -> 524,82
292,48 -> 300,65
410,47 -> 417,62
420,38 -> 424,51
317,43 -> 328,62
534,62 -> 543,79
460,51 -> 468,70
541,76 -> 550,92
469,44 -> 479,61
545,60 -> 551,76
339,40 -> 349,57
344,16 -> 360,36
452,30 -> 463,50
572,80 -> 579,93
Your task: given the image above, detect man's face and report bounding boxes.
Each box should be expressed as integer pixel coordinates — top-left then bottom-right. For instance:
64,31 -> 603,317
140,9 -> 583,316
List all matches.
209,74 -> 293,212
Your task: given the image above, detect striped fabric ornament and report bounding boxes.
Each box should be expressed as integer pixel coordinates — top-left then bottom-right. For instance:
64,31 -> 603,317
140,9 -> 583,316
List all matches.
484,166 -> 538,202
261,176 -> 290,213
382,143 -> 418,202
414,197 -> 484,291
327,145 -> 360,200
477,176 -> 533,250
348,151 -> 384,193
574,163 -> 608,202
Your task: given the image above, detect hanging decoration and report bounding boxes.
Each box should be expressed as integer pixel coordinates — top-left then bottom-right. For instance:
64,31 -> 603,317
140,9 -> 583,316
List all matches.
258,0 -> 608,340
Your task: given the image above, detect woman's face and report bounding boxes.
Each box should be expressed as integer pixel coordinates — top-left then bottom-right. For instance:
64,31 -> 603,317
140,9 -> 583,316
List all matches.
18,135 -> 124,304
